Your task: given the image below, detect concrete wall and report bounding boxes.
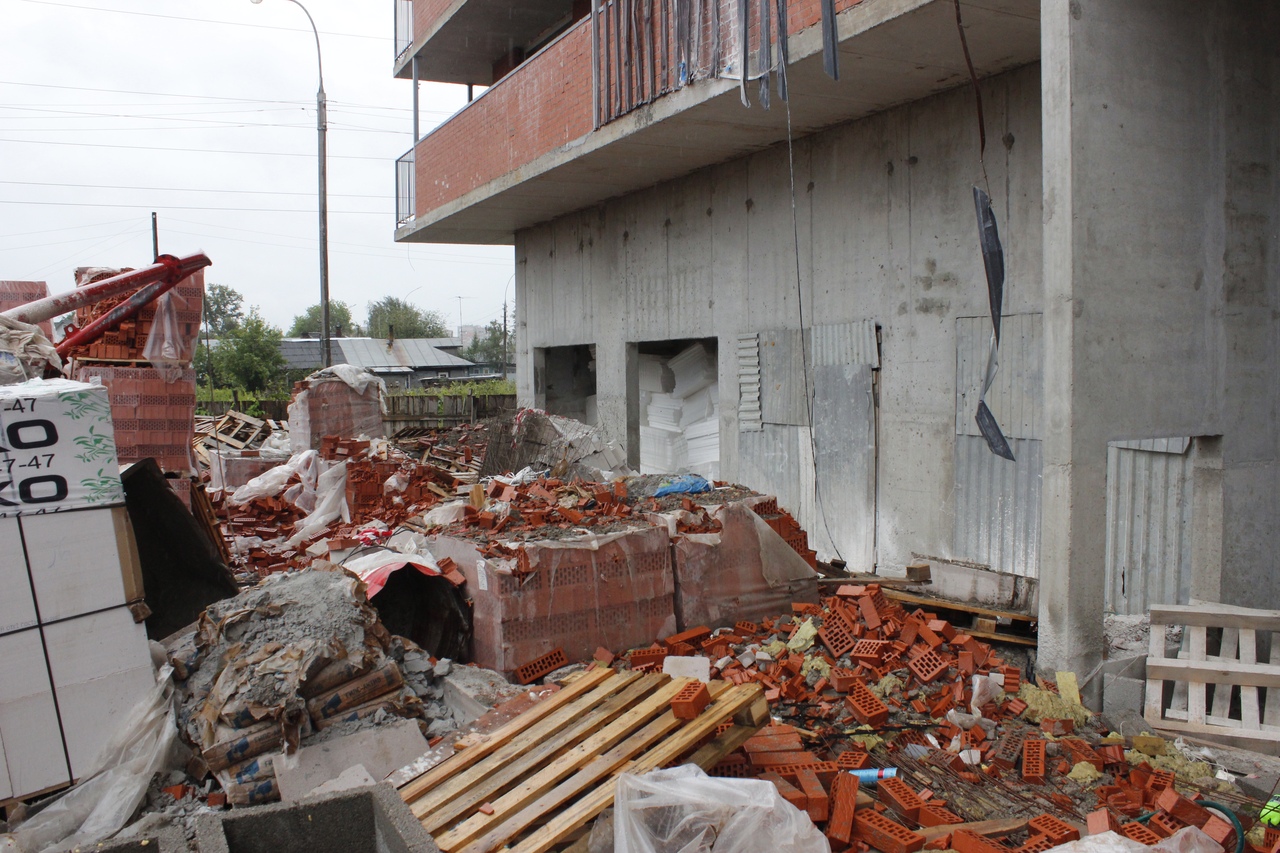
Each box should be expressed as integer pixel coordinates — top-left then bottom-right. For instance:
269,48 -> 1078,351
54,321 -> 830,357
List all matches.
1040,0 -> 1280,675
515,63 -> 1044,573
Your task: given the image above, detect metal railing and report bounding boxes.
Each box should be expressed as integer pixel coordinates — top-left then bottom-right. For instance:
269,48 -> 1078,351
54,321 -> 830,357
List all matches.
394,0 -> 414,61
396,147 -> 416,227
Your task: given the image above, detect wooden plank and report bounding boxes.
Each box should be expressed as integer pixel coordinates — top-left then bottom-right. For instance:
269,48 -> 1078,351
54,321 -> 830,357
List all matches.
879,588 -> 1035,623
1148,657 -> 1280,691
1188,626 -> 1208,725
501,685 -> 765,853
434,677 -> 695,849
1211,628 -> 1239,720
1144,716 -> 1280,753
918,818 -> 1030,843
1146,612 -> 1167,720
1266,631 -> 1280,729
684,723 -> 756,770
965,627 -> 1037,647
398,667 -> 612,803
1150,603 -> 1280,632
409,670 -> 638,818
1240,628 -> 1261,728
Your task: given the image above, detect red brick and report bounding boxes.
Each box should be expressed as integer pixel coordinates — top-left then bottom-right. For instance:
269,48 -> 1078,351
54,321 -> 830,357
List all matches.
1147,813 -> 1185,839
1156,787 -> 1213,828
760,772 -> 808,812
821,620 -> 857,657
1120,823 -> 1163,845
951,829 -> 1007,853
797,767 -> 830,822
670,681 -> 711,720
829,772 -> 860,844
854,810 -> 925,853
837,750 -> 871,770
513,647 -> 568,684
1022,738 -> 1046,785
918,803 -> 964,828
878,776 -> 924,821
847,679 -> 890,728
1087,809 -> 1120,836
907,647 -> 949,683
1028,814 -> 1080,845
1201,815 -> 1238,852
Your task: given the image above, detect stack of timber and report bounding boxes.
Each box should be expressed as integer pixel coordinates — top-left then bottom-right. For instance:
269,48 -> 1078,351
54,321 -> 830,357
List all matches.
398,668 -> 768,853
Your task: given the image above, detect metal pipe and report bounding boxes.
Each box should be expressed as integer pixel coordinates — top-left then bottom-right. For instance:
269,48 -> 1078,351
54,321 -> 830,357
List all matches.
412,55 -> 420,141
1,252 -> 210,325
54,276 -> 181,358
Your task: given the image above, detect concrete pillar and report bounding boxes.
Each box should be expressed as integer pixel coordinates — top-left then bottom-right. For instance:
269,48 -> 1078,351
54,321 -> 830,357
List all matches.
1037,0 -> 1106,679
1190,436 -> 1225,604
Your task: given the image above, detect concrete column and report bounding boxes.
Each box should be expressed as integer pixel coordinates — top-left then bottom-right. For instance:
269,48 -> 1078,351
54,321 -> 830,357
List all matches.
1190,436 -> 1225,604
1037,0 -> 1105,679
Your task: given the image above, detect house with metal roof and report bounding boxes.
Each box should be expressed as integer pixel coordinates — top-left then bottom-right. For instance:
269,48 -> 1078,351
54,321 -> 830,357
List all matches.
279,337 -> 478,390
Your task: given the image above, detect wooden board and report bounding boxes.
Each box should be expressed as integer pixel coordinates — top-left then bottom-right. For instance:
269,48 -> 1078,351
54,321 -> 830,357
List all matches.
401,671 -> 766,853
879,588 -> 1036,623
1146,603 -> 1280,752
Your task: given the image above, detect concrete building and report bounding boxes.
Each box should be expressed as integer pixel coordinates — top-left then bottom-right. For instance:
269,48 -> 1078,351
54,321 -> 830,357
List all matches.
392,0 -> 1280,680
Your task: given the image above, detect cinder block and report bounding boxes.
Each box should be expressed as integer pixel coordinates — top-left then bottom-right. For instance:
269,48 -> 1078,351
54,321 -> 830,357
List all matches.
1102,672 -> 1146,716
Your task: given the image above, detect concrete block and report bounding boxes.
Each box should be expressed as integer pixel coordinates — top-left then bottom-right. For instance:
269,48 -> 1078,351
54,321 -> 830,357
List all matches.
1103,673 -> 1146,717
195,782 -> 438,853
271,719 -> 428,803
442,667 -> 525,726
662,655 -> 711,682
926,561 -> 1037,613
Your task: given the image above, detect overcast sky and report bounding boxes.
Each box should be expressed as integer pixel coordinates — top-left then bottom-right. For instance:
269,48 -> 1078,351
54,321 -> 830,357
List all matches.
0,0 -> 514,336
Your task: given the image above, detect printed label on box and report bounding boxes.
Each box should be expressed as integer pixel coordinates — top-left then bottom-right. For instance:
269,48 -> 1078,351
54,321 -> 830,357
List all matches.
0,379 -> 124,516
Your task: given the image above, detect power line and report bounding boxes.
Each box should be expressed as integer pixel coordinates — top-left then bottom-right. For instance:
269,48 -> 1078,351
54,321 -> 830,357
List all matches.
0,179 -> 387,199
161,227 -> 515,266
0,137 -> 389,160
0,81 -> 428,115
0,216 -> 137,240
10,0 -> 387,41
0,199 -> 386,215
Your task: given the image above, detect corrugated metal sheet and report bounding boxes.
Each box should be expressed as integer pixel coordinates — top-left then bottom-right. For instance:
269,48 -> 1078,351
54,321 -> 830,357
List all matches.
1110,437 -> 1191,454
953,435 -> 1043,577
956,314 -> 1043,440
1104,440 -> 1194,615
737,333 -> 763,432
334,338 -> 474,370
812,362 -> 876,568
808,320 -> 879,369
759,329 -> 807,426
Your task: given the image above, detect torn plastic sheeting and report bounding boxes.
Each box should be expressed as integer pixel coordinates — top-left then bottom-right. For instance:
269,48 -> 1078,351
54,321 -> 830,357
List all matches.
229,449 -> 322,506
287,459 -> 350,547
1,666 -> 179,853
140,289 -> 186,383
613,764 -> 831,853
342,548 -> 442,598
0,313 -> 60,385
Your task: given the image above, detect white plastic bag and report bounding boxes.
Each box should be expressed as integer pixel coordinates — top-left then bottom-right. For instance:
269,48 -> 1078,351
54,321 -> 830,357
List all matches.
1,666 -> 180,853
229,449 -> 321,505
141,290 -> 185,382
287,459 -> 349,546
614,765 -> 830,853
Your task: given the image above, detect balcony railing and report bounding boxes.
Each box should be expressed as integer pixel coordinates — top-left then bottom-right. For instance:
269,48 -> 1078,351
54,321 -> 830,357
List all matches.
591,0 -> 783,126
394,0 -> 413,61
396,147 -> 415,227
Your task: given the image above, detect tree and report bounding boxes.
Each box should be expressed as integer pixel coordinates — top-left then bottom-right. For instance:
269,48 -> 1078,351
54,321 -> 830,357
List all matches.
366,297 -> 449,339
211,309 -> 285,393
462,317 -> 513,365
204,283 -> 245,336
287,301 -> 359,338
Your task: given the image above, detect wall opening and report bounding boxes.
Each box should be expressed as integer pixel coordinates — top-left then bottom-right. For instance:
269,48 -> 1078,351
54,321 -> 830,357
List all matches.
534,344 -> 597,424
629,338 -> 719,478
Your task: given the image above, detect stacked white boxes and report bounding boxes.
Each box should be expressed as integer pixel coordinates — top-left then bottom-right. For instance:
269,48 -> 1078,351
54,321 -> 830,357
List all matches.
637,344 -> 720,478
0,379 -> 154,801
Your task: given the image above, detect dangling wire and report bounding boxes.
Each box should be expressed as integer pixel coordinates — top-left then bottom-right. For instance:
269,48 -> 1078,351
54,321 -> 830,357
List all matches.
953,0 -> 991,195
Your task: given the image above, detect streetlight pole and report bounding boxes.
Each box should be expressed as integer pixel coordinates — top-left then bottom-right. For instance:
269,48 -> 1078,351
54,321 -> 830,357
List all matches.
251,0 -> 330,368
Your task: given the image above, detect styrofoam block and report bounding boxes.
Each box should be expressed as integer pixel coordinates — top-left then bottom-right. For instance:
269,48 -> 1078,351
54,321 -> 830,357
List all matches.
0,516 -> 37,635
0,627 -> 70,798
42,607 -> 155,779
20,507 -> 133,623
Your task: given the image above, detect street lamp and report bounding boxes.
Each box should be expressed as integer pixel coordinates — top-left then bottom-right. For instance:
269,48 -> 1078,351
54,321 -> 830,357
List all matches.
251,0 -> 331,368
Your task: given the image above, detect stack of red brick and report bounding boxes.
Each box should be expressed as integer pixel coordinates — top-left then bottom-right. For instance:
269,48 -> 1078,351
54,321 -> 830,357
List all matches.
0,279 -> 53,337
66,268 -> 205,475
63,269 -> 203,364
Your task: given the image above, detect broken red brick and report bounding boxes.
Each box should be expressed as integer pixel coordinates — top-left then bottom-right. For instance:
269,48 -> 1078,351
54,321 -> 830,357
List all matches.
513,648 -> 569,685
797,767 -> 830,822
1087,809 -> 1120,836
1120,822 -> 1162,845
1028,814 -> 1081,845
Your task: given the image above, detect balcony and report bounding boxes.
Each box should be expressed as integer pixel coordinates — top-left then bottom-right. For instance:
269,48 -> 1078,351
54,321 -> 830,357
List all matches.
396,0 -> 1039,245
393,0 -> 580,84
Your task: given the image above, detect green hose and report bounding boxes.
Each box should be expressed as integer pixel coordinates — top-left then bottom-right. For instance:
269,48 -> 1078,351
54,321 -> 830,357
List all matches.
1200,800 -> 1246,853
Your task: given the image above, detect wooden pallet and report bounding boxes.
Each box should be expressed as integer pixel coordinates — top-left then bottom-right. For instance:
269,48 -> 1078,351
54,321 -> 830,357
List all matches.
399,668 -> 768,853
879,588 -> 1038,646
1146,602 -> 1280,752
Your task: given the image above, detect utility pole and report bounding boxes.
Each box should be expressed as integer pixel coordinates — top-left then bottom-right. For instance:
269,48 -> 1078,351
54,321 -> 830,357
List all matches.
502,301 -> 508,378
151,212 -> 159,259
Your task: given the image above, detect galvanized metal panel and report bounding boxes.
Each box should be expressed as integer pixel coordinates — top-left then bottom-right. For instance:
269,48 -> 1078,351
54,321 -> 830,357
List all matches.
1104,440 -> 1194,615
808,320 -> 879,369
955,314 -> 1043,440
953,435 -> 1043,578
759,328 -> 807,426
737,333 -> 763,432
811,362 -> 876,569
1109,437 -> 1191,454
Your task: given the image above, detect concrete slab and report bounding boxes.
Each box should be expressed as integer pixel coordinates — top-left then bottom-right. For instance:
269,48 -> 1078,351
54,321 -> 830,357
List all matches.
271,720 -> 428,803
441,666 -> 526,726
195,782 -> 438,853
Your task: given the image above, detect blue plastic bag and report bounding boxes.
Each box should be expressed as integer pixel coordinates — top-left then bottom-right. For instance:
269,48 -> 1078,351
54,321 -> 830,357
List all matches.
653,474 -> 712,498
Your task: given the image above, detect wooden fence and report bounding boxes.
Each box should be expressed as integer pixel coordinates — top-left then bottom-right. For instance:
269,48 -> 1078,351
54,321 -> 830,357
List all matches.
199,393 -> 517,434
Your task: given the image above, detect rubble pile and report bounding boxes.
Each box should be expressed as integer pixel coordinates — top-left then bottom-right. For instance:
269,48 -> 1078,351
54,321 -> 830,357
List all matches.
167,568 -> 459,807
593,585 -> 1261,852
